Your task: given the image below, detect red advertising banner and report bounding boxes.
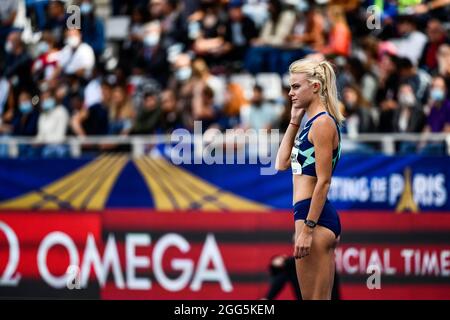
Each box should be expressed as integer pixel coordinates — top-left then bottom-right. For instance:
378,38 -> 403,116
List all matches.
0,211 -> 449,299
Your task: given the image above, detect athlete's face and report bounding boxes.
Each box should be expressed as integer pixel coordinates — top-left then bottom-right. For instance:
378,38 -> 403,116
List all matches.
288,73 -> 316,110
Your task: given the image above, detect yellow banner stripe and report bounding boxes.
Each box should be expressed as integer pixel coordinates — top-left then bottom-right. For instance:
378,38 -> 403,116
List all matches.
134,158 -> 176,210
152,158 -> 224,210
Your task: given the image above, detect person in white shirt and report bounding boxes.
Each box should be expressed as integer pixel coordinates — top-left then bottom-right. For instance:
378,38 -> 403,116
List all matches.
240,85 -> 282,130
36,89 -> 70,157
53,28 -> 95,80
389,15 -> 427,66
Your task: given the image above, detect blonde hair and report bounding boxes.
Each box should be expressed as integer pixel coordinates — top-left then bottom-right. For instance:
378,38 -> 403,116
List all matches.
289,58 -> 345,125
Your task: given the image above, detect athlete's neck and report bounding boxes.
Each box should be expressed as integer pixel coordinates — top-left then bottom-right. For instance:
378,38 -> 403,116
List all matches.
305,100 -> 327,121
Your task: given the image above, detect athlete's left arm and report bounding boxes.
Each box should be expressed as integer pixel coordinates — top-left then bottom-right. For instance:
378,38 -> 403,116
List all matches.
306,116 -> 336,224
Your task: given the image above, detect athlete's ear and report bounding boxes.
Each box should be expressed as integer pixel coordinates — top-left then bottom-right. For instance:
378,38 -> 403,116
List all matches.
313,82 -> 320,93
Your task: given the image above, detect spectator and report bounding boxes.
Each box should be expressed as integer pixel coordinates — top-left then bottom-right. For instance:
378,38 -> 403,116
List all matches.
108,84 -> 135,135
419,19 -> 450,74
394,83 -> 427,133
139,20 -> 170,87
321,5 -> 352,57
36,88 -> 70,157
151,0 -> 188,49
130,88 -> 162,134
12,90 -> 39,137
71,79 -> 109,137
160,89 -> 182,133
191,82 -> 217,132
398,57 -> 431,102
389,15 -> 427,66
54,28 -> 96,82
219,79 -> 248,130
43,0 -> 67,47
244,0 -> 296,74
375,53 -> 400,106
343,57 -> 378,105
32,31 -> 60,84
10,91 -> 39,157
240,85 -> 282,130
2,30 -> 33,95
0,0 -> 18,61
285,1 -> 326,52
78,0 -> 106,57
191,58 -> 225,108
419,76 -> 450,154
342,84 -> 376,136
189,0 -> 229,69
392,84 -> 427,153
437,44 -> 450,89
341,84 -> 377,154
223,0 -> 258,69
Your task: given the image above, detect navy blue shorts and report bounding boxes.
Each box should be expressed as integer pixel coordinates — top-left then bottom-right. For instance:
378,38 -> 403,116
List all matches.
293,198 -> 341,238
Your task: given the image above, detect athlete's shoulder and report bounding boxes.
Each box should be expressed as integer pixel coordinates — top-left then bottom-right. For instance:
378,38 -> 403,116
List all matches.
312,113 -> 336,130
310,114 -> 337,141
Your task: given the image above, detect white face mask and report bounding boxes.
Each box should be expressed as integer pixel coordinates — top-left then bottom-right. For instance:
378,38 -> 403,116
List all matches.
5,41 -> 13,53
399,94 -> 416,107
144,33 -> 160,47
175,67 -> 192,81
66,36 -> 81,48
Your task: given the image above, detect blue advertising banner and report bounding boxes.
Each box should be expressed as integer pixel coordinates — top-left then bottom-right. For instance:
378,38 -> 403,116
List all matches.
0,155 -> 449,212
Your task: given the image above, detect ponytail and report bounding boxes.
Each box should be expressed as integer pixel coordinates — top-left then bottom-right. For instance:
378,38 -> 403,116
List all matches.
289,59 -> 345,125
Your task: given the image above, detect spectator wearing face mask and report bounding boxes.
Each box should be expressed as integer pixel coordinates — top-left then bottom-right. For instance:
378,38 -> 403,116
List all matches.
418,76 -> 450,155
11,91 -> 40,157
398,57 -> 431,103
137,20 -> 170,87
392,84 -> 427,154
341,84 -> 377,154
32,31 -> 60,84
52,29 -> 96,81
12,91 -> 39,137
36,89 -> 70,158
78,0 -> 105,57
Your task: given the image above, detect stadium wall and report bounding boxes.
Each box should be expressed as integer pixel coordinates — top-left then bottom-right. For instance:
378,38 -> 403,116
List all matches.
1,211 -> 450,300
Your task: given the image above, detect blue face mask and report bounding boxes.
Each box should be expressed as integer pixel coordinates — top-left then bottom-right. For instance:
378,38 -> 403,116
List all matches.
42,98 -> 56,111
80,3 -> 93,15
430,88 -> 445,102
36,41 -> 49,55
19,102 -> 33,114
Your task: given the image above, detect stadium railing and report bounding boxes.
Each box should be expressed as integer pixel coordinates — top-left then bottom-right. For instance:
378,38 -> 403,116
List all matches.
1,133 -> 450,158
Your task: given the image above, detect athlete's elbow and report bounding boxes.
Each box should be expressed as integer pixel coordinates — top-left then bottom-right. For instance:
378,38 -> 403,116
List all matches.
316,178 -> 332,189
275,160 -> 290,171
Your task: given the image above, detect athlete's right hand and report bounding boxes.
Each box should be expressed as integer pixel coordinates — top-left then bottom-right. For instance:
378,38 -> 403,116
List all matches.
290,108 -> 305,126
294,230 -> 312,259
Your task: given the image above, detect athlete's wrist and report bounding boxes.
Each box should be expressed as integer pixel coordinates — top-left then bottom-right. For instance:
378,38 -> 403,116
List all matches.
304,219 -> 317,231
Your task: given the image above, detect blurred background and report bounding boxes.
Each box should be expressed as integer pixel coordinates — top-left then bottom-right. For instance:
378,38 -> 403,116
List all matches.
0,0 -> 449,300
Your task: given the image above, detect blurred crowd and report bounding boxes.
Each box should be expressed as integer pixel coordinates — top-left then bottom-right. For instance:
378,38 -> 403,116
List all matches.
1,0 -> 450,157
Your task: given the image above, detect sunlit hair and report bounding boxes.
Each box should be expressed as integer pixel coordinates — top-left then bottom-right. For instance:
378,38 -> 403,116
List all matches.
289,58 -> 345,125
